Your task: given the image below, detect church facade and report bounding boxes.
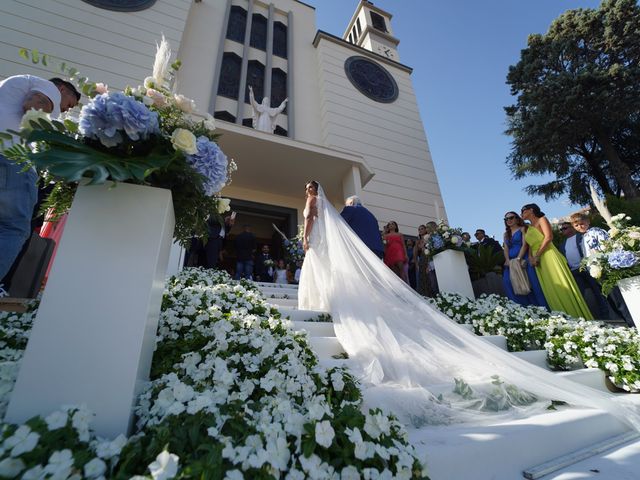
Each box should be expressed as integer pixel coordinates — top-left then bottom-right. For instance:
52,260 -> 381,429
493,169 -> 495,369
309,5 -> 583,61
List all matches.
0,0 -> 445,241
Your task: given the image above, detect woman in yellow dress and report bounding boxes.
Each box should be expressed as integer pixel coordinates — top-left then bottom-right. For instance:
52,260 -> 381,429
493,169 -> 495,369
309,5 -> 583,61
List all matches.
521,203 -> 593,319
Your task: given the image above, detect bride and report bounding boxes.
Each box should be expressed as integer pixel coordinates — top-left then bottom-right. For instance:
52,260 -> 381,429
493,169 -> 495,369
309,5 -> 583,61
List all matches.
298,181 -> 640,428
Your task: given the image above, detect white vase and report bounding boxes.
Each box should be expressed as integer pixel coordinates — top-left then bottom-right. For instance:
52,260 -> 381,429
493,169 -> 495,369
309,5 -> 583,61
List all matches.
432,249 -> 474,299
616,275 -> 640,330
6,183 -> 174,438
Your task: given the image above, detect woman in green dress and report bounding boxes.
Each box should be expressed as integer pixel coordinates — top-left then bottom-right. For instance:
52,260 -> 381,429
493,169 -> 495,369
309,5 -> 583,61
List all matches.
521,203 -> 593,319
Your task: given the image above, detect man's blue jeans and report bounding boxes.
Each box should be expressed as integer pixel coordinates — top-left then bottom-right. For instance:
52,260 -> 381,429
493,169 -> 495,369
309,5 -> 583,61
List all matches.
235,260 -> 254,280
0,155 -> 37,281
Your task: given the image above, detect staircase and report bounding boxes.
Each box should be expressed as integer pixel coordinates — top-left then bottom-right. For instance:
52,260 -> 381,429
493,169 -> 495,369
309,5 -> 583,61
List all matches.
256,282 -> 640,480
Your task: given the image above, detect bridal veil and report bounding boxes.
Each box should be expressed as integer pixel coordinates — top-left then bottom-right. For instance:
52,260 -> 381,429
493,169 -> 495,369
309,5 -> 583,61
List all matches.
298,185 -> 640,429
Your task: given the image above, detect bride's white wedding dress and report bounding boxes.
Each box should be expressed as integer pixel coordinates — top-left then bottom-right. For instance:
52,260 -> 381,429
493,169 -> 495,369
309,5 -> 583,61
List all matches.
298,185 -> 640,429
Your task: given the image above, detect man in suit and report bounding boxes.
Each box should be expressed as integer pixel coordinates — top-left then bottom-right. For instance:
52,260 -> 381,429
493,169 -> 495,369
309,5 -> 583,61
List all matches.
340,195 -> 384,259
474,229 -> 502,254
254,244 -> 274,282
234,224 -> 256,280
559,217 -> 610,319
204,213 -> 234,269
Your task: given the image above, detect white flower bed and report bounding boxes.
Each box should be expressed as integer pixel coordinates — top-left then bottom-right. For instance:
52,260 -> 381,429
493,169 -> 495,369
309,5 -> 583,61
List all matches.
0,268 -> 427,479
429,293 -> 640,392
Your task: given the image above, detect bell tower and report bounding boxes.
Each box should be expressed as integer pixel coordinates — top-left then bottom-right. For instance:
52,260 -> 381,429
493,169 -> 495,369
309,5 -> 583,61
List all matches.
343,1 -> 400,61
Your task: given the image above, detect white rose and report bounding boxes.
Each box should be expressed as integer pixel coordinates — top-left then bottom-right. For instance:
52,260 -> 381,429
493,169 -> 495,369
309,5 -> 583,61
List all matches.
450,235 -> 460,245
204,113 -> 216,131
217,198 -> 231,214
628,231 -> 640,240
171,129 -> 198,155
589,265 -> 602,279
609,227 -> 620,237
174,94 -> 196,113
20,109 -> 51,131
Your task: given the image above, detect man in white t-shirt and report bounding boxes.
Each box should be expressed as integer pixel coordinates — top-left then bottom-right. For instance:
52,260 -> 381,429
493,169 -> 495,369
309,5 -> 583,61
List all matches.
0,75 -> 80,284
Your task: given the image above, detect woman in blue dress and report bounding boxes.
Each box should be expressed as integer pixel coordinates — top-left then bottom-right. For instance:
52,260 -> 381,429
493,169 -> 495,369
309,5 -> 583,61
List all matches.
502,211 -> 548,308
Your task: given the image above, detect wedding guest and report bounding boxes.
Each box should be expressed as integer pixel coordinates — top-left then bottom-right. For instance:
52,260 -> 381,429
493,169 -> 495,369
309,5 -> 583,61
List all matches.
502,211 -> 548,307
474,229 -> 502,254
423,221 -> 440,297
569,212 -> 632,324
414,224 -> 428,295
406,238 -> 417,290
234,224 -> 256,280
383,221 -> 408,280
254,244 -> 274,282
205,213 -> 234,269
340,195 -> 384,259
0,75 -> 79,285
273,259 -> 289,284
461,232 -> 471,244
521,203 -> 593,319
293,261 -> 302,284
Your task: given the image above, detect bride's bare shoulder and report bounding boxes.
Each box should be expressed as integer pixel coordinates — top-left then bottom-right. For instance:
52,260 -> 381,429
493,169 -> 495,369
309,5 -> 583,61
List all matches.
305,195 -> 318,207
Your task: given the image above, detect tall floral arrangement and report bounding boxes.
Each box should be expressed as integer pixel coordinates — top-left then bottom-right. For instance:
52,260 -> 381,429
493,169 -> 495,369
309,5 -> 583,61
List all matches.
4,38 -> 235,245
580,185 -> 640,294
423,221 -> 468,258
581,214 -> 640,294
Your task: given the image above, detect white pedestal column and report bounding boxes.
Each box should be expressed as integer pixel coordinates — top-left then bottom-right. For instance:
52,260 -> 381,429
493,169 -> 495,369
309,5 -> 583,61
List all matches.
167,242 -> 185,278
617,275 -> 640,330
5,183 -> 174,438
432,249 -> 474,299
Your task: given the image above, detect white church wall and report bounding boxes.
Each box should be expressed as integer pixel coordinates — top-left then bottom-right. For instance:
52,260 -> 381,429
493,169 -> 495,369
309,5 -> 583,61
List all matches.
316,37 -> 446,232
0,0 -> 191,89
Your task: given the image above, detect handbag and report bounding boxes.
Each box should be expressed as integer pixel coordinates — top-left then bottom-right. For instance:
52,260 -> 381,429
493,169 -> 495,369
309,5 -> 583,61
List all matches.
509,258 -> 531,295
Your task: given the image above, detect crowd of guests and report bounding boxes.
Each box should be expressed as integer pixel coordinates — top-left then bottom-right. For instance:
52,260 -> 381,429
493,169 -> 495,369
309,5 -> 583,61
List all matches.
185,219 -> 301,285
352,196 -> 632,325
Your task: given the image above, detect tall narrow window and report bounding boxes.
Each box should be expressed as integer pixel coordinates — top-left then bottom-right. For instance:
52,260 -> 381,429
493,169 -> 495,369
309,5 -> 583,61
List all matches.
356,17 -> 362,36
271,68 -> 287,115
226,6 -> 247,43
273,21 -> 288,58
245,60 -> 265,104
370,11 -> 388,32
250,13 -> 267,51
218,52 -> 242,99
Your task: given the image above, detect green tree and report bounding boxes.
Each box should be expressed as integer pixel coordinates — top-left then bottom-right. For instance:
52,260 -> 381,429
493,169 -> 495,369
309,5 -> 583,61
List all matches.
505,0 -> 640,203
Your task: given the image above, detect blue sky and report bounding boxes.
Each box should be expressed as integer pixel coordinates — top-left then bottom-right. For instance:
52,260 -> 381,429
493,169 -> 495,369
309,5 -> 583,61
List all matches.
309,0 -> 603,239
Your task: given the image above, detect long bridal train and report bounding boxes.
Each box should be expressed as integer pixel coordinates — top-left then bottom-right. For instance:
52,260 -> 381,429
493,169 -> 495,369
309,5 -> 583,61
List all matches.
261,280 -> 639,479
296,185 -> 640,431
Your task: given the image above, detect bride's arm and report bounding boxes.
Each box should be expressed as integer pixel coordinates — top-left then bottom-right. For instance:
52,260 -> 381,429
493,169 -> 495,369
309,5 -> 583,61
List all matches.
303,196 -> 317,252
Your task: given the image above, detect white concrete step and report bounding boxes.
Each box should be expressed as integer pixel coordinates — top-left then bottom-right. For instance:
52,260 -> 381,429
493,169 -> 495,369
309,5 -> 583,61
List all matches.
259,285 -> 299,296
292,321 -> 335,337
413,407 -> 632,480
512,349 -> 549,369
278,307 -> 331,322
309,336 -> 345,359
482,335 -> 508,350
255,281 -> 298,290
267,297 -> 298,308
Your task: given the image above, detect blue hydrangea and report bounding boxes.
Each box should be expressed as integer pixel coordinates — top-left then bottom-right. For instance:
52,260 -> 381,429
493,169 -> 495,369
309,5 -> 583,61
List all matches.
431,234 -> 445,250
79,92 -> 159,148
186,136 -> 228,196
607,250 -> 639,269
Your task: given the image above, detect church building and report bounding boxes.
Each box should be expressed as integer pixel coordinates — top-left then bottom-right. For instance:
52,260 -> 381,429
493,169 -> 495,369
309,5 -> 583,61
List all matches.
0,0 -> 445,244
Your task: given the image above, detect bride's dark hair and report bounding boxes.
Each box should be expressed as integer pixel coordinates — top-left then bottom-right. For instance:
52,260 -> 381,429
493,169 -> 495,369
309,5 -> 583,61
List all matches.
306,180 -> 319,191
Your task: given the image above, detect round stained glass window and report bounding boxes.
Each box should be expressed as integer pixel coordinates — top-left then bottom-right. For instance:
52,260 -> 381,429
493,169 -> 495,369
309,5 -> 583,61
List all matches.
344,56 -> 398,104
81,0 -> 157,11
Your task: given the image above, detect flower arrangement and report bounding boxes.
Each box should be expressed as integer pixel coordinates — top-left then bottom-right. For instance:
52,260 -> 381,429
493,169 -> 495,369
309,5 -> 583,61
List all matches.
581,213 -> 640,294
429,292 -> 640,392
0,268 -> 428,479
3,38 -> 235,246
423,221 -> 467,258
